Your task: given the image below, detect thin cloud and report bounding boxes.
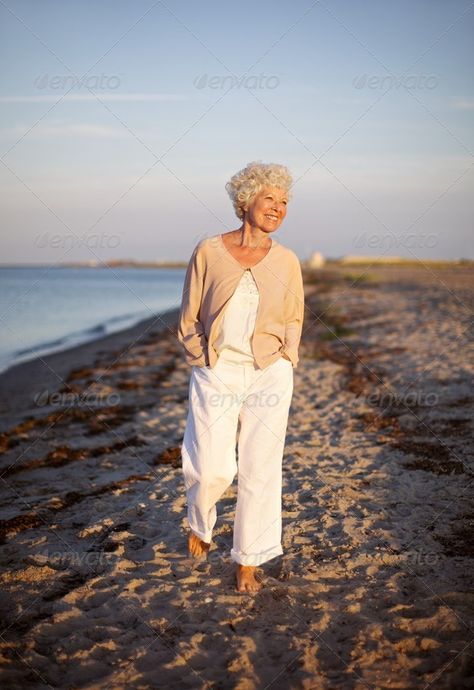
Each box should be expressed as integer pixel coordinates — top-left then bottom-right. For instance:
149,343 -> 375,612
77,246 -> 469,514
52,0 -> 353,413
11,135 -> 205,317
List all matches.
0,122 -> 129,139
0,93 -> 188,103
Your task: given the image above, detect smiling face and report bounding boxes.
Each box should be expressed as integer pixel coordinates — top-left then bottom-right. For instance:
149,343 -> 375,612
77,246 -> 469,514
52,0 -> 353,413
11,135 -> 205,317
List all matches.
243,185 -> 289,232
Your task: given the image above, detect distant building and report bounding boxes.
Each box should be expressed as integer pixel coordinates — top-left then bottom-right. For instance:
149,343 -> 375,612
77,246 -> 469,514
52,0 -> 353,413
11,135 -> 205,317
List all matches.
307,251 -> 325,269
340,255 -> 406,264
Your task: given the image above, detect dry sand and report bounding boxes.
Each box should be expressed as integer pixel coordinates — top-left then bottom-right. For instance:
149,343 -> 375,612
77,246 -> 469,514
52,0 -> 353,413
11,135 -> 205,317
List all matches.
0,264 -> 472,689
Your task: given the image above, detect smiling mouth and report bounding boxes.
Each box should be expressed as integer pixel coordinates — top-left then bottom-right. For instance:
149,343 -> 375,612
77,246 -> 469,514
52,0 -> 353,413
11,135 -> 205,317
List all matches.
265,214 -> 279,222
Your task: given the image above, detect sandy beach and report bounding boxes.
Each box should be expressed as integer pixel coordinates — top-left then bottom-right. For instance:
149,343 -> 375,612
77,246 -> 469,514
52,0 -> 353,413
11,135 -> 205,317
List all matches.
0,263 -> 472,689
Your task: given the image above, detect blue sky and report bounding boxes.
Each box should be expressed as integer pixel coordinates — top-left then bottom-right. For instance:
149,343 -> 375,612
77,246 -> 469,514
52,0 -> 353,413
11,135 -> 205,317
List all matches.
0,0 -> 473,263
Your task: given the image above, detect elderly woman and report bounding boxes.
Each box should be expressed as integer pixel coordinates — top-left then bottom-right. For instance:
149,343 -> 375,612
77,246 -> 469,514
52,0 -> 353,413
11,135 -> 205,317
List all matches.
178,161 -> 304,593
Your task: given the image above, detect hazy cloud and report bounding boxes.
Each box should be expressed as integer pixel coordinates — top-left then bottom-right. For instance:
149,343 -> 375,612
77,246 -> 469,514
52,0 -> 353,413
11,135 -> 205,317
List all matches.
0,93 -> 188,103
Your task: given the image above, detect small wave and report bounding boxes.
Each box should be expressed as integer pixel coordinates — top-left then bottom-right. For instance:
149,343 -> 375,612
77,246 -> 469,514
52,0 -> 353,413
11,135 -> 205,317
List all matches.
15,336 -> 70,357
0,310 -> 156,375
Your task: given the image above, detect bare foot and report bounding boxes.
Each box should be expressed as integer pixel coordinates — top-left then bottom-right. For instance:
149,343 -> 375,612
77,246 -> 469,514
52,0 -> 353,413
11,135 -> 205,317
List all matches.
235,564 -> 263,593
188,529 -> 210,558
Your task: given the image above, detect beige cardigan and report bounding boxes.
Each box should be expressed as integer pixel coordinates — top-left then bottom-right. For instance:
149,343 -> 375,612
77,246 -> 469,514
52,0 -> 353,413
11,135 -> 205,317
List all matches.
177,233 -> 305,369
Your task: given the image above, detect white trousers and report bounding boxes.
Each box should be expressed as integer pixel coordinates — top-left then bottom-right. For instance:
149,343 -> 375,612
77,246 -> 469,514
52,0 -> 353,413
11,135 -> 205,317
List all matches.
181,354 -> 294,566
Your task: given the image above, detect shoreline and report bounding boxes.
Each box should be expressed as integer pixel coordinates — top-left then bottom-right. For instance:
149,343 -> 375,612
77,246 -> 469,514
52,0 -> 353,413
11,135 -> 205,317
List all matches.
0,306 -> 181,432
0,308 -> 169,378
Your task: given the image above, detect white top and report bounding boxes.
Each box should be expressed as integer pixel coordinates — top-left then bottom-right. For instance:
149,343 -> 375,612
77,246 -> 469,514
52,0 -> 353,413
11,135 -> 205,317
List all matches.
214,269 -> 260,364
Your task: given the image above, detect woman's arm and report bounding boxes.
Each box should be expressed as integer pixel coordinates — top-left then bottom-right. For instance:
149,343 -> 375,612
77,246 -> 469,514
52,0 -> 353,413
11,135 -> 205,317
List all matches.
282,256 -> 305,365
177,244 -> 208,366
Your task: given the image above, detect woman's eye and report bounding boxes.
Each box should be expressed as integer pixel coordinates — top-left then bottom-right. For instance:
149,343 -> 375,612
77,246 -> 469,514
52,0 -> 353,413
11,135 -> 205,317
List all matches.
265,195 -> 287,205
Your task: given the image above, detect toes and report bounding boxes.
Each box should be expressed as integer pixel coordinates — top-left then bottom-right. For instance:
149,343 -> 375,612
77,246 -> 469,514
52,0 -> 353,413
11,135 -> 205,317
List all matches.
236,579 -> 262,593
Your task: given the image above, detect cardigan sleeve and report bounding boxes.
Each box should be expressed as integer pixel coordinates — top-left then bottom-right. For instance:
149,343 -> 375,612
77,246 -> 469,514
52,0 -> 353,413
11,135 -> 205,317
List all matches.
283,255 -> 305,367
177,243 -> 208,366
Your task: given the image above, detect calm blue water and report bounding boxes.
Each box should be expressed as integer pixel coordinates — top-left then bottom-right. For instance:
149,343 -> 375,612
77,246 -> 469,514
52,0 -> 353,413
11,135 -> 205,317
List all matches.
0,266 -> 186,374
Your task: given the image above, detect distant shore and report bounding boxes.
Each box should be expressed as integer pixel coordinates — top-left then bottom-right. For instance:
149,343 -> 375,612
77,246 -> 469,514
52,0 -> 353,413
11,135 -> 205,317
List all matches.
0,261 -> 189,269
0,257 -> 471,270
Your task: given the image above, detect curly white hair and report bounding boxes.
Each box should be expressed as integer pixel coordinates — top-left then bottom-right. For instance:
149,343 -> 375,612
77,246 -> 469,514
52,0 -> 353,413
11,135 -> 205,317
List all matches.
225,160 -> 293,220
